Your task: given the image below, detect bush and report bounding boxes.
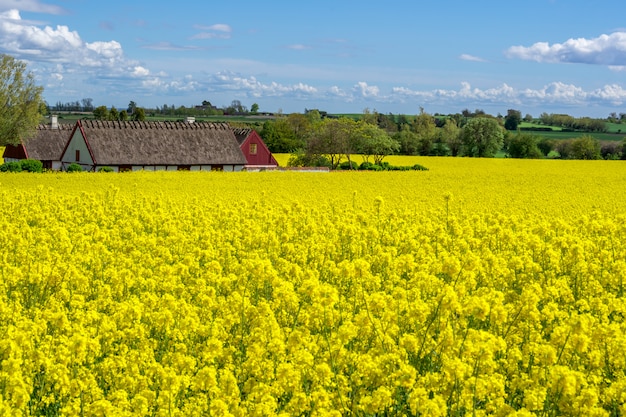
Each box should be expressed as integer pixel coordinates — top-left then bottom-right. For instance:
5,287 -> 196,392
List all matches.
98,166 -> 115,172
359,162 -> 382,171
66,163 -> 83,172
339,160 -> 358,170
412,164 -> 429,171
20,159 -> 43,173
0,161 -> 22,172
287,151 -> 332,168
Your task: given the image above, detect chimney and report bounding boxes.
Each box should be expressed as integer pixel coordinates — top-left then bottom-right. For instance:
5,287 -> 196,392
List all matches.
186,116 -> 195,124
51,115 -> 59,129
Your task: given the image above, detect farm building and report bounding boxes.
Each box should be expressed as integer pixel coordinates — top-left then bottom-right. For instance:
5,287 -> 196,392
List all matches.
60,120 -> 248,172
2,116 -> 73,170
232,128 -> 279,169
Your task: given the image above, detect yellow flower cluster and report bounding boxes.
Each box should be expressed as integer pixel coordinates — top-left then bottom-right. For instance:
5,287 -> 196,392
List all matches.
1,157 -> 625,416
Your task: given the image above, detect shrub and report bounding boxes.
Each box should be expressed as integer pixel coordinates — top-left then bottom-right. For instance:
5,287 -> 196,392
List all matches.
0,161 -> 23,172
98,166 -> 115,172
66,163 -> 83,172
359,162 -> 382,171
339,161 -> 358,170
20,159 -> 43,173
412,164 -> 429,171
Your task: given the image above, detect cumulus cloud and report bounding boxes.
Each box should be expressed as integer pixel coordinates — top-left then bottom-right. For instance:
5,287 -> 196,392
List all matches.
0,9 -> 127,67
208,71 -> 317,98
506,32 -> 626,66
353,81 -> 379,98
390,81 -> 626,108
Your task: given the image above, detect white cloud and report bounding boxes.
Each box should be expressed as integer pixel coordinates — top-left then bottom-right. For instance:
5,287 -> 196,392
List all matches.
459,54 -> 487,62
389,81 -> 626,109
0,0 -> 65,14
0,9 -> 128,67
190,23 -> 232,40
131,66 -> 150,77
286,44 -> 310,50
207,71 -> 317,98
353,81 -> 379,98
506,32 -> 626,66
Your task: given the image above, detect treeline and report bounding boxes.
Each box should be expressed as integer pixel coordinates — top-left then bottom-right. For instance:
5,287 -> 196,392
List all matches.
538,113 -> 607,132
257,109 -> 626,167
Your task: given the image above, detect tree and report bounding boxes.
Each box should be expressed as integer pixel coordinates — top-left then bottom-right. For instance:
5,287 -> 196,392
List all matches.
411,110 -> 437,155
305,118 -> 357,169
460,117 -> 504,157
0,54 -> 45,146
394,125 -> 420,155
570,135 -> 601,160
260,118 -> 304,153
357,123 -> 399,165
506,133 -> 543,158
250,103 -> 259,114
537,138 -> 555,157
437,118 -> 461,156
108,106 -> 119,121
132,107 -> 146,121
127,101 -> 137,114
93,106 -> 109,120
81,98 -> 94,112
504,109 -> 522,131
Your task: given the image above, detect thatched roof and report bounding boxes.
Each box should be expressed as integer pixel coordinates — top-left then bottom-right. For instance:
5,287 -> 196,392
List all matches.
4,123 -> 73,161
232,128 -> 253,146
77,120 -> 247,166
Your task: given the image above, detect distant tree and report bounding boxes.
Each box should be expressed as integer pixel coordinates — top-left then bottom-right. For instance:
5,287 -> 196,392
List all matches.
0,54 -> 45,146
600,141 -> 622,159
250,103 -> 259,114
394,125 -> 420,155
537,138 -> 555,157
570,135 -> 601,160
119,110 -> 128,121
81,98 -> 94,112
411,110 -> 437,155
504,109 -> 522,131
225,99 -> 247,114
357,123 -> 399,165
555,140 -> 573,159
132,107 -> 146,121
93,105 -> 109,120
506,133 -> 543,158
260,118 -> 304,153
438,118 -> 461,156
460,117 -> 504,157
524,113 -> 533,122
127,101 -> 137,114
109,106 -> 119,121
306,118 -> 357,169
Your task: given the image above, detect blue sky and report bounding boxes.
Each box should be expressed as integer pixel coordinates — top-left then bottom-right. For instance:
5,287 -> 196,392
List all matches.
1,0 -> 626,117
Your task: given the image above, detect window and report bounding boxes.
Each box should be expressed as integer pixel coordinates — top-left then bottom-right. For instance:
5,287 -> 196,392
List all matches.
249,143 -> 258,155
75,149 -> 80,161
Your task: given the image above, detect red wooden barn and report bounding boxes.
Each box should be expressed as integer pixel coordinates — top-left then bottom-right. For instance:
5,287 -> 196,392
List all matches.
232,128 -> 278,168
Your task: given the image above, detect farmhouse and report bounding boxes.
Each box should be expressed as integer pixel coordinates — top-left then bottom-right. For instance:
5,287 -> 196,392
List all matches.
61,120 -> 247,172
2,116 -> 72,170
232,128 -> 278,169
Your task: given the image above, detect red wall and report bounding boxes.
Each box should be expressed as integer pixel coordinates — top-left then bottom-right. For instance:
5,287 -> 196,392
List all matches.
240,131 -> 278,166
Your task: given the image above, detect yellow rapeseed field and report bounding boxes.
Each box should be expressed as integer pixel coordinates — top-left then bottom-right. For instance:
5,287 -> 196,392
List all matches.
1,157 -> 626,416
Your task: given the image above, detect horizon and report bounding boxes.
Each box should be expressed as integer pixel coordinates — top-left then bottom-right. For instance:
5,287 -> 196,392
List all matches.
2,1 -> 626,118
